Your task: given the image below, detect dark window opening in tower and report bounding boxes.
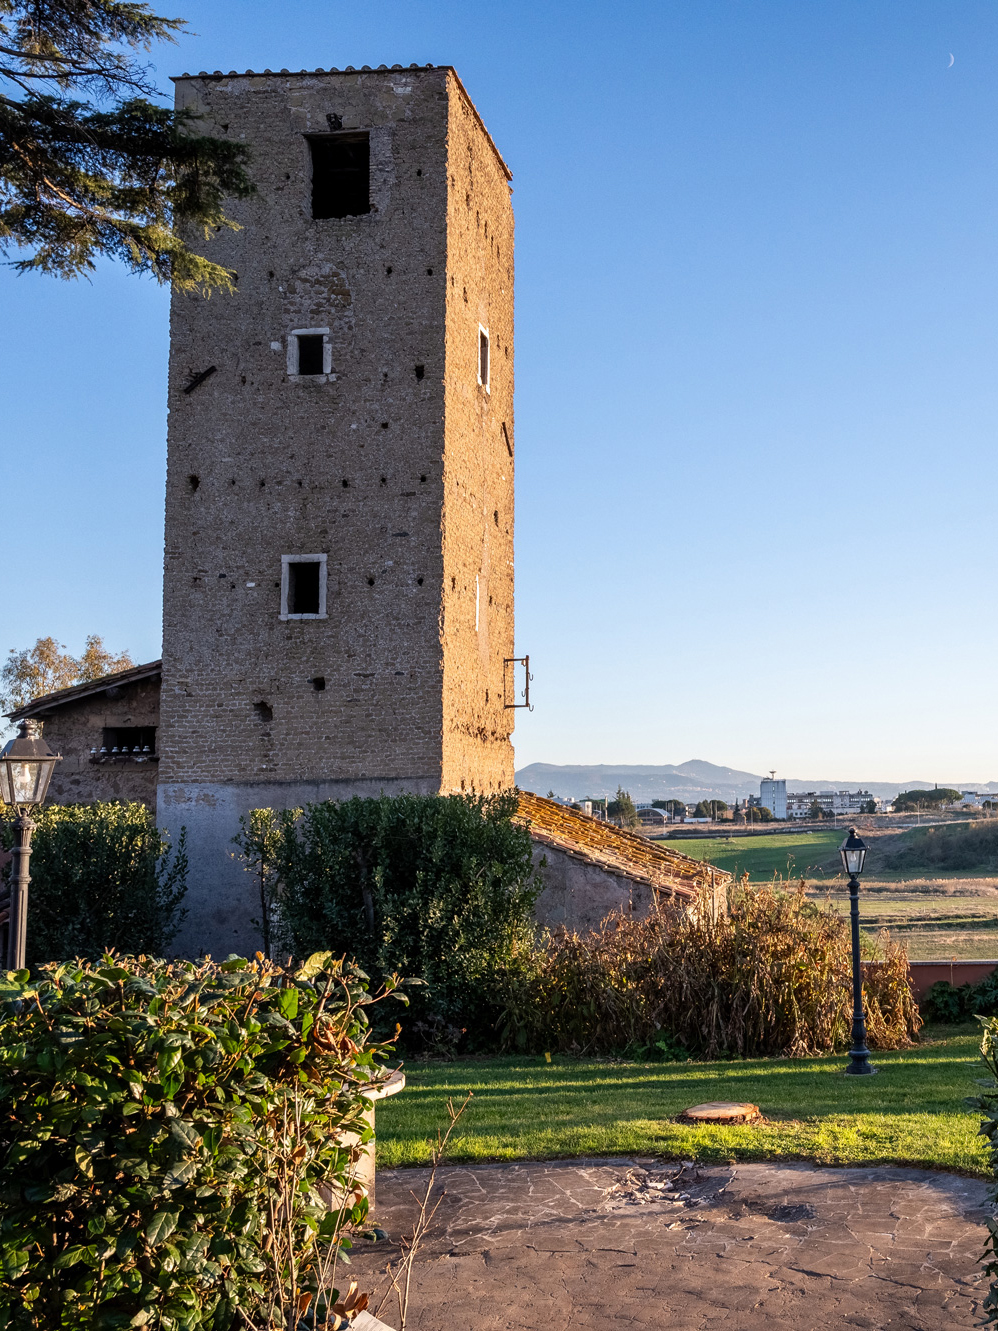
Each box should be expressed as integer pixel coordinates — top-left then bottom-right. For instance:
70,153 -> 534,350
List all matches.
308,132 -> 371,219
288,560 -> 321,614
296,334 -> 324,375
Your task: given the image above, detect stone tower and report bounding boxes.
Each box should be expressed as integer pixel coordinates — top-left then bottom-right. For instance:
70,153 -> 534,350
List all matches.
158,65 -> 515,956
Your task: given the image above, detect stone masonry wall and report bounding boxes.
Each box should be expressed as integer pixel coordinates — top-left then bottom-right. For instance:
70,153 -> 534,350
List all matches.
161,68 -> 457,792
157,66 -> 516,953
29,677 -> 161,810
440,72 -> 516,794
532,843 -> 657,933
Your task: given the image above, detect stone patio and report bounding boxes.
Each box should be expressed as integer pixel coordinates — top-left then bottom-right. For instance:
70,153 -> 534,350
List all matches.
349,1158 -> 993,1329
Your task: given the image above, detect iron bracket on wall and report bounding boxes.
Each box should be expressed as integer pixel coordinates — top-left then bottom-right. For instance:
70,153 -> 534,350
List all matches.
503,655 -> 533,710
183,365 -> 217,395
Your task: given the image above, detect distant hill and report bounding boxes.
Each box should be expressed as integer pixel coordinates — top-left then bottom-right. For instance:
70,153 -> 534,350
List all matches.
514,761 -> 998,805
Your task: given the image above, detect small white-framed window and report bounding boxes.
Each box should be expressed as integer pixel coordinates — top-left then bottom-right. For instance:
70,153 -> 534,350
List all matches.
288,328 -> 332,377
478,324 -> 490,393
280,554 -> 328,619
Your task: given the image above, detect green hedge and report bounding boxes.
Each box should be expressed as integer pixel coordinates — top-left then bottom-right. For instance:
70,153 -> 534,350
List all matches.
0,951 -> 402,1331
0,802 -> 187,963
235,793 -> 541,1049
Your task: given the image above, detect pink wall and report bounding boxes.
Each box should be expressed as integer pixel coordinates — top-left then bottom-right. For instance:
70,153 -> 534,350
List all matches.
908,959 -> 998,1000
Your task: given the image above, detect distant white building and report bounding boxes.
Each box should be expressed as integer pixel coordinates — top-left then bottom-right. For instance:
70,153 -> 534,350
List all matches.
759,777 -> 787,820
786,790 -> 877,820
958,791 -> 998,808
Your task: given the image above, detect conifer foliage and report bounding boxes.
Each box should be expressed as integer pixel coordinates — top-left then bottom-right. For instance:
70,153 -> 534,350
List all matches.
0,0 -> 253,290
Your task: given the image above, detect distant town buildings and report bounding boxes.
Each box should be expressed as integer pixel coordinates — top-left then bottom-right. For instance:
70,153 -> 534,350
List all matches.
785,789 -> 877,819
958,791 -> 998,808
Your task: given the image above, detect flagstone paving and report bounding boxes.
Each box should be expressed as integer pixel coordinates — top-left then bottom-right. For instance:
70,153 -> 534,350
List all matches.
352,1158 -> 993,1329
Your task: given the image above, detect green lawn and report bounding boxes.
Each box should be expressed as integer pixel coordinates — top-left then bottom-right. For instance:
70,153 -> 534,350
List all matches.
375,1028 -> 993,1176
668,831 -> 843,882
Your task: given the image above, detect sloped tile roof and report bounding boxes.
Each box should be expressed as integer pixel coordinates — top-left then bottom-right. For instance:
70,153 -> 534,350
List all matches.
6,661 -> 162,721
516,791 -> 730,899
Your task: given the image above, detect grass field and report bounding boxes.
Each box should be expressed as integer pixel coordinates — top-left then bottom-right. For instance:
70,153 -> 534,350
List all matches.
669,831 -> 998,959
819,891 -> 998,960
376,1027 -> 992,1175
669,831 -> 843,882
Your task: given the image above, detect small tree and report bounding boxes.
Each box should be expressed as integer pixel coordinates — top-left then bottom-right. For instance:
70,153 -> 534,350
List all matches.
607,787 -> 639,828
747,804 -> 774,823
694,799 -> 727,820
0,635 -> 133,712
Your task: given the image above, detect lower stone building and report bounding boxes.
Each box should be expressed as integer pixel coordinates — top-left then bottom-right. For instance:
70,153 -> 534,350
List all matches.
6,665 -> 725,951
8,662 -> 163,811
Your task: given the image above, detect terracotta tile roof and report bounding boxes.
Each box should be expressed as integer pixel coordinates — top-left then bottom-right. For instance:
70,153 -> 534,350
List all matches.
6,661 -> 162,721
516,791 -> 730,900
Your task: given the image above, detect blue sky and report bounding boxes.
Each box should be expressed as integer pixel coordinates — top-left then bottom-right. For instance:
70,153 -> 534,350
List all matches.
2,0 -> 996,782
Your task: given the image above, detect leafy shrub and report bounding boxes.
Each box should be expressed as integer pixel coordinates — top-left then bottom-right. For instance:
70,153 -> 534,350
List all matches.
234,793 -> 541,1047
0,951 -> 402,1330
921,979 -> 969,1024
501,881 -> 920,1059
965,1018 -> 998,1321
0,802 -> 187,963
920,968 -> 998,1024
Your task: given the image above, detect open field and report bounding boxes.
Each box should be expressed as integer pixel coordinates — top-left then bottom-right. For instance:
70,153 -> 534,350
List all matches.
672,830 -> 998,960
816,888 -> 998,960
376,1027 -> 990,1175
666,831 -> 843,882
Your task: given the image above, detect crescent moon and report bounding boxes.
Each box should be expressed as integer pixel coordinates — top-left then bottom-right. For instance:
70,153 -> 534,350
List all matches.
948,53 -> 955,66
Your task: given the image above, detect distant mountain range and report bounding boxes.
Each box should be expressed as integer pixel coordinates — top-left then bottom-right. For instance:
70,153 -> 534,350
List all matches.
514,760 -> 998,805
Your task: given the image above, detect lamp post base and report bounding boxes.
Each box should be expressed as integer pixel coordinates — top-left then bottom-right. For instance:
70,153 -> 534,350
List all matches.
844,1046 -> 877,1076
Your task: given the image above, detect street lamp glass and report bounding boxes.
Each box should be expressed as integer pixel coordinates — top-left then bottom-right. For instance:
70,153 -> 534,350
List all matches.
839,827 -> 868,877
0,720 -> 61,809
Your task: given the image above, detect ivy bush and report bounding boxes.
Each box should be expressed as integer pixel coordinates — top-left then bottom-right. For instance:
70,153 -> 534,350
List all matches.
0,802 -> 187,963
0,951 -> 402,1330
234,793 -> 541,1048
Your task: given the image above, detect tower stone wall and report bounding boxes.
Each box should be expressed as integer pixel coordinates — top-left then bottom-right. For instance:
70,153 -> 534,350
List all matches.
157,65 -> 514,956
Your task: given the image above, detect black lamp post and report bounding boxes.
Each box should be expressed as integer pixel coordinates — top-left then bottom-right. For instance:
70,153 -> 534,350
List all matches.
0,719 -> 61,970
839,826 -> 876,1076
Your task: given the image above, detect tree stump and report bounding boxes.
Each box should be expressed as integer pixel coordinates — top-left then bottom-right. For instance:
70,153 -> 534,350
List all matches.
679,1101 -> 762,1124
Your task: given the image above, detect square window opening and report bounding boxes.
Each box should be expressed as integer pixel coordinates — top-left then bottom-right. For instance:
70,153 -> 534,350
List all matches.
478,325 -> 490,392
281,555 -> 327,619
102,726 -> 156,755
297,334 -> 324,376
309,132 -> 371,219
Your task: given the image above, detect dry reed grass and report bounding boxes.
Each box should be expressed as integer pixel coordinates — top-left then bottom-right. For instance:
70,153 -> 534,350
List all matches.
502,880 -> 920,1059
